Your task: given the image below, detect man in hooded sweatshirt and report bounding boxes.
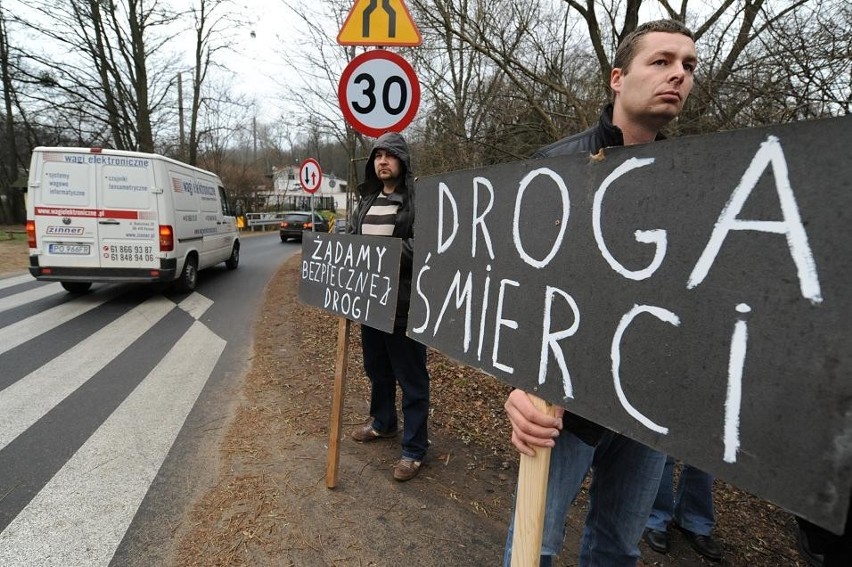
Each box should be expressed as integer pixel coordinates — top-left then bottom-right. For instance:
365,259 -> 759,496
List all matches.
348,132 -> 429,482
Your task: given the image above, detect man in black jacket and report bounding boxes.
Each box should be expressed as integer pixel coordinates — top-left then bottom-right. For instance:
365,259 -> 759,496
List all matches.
348,132 -> 429,482
503,19 -> 698,566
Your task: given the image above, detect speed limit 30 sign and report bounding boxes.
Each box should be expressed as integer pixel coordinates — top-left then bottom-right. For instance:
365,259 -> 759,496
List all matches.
338,50 -> 420,137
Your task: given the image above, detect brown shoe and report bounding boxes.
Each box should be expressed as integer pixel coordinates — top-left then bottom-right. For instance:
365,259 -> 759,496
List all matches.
393,457 -> 422,481
351,422 -> 397,443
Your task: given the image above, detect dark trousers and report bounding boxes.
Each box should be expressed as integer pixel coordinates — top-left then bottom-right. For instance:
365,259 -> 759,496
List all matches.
797,496 -> 852,567
360,324 -> 429,460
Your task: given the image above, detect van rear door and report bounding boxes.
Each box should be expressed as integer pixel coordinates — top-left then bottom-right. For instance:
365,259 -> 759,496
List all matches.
96,155 -> 159,270
33,151 -> 100,269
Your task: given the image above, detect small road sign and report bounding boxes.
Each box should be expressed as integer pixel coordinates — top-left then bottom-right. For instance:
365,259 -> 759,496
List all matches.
338,50 -> 420,137
299,158 -> 322,194
337,0 -> 422,46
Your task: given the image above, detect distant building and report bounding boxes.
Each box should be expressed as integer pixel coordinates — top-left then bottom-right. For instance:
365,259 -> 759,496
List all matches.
271,165 -> 349,212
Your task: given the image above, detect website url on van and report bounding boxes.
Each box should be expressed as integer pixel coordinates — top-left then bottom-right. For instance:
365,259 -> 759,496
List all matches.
35,207 -> 98,217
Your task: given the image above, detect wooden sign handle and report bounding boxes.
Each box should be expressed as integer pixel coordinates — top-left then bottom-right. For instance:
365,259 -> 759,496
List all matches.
325,317 -> 351,488
511,394 -> 558,566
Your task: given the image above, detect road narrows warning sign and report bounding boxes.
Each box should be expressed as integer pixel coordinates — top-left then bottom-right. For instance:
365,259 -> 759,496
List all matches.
337,0 -> 422,46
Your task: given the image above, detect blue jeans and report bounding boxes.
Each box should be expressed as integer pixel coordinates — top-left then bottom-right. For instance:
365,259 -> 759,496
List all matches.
504,429 -> 666,566
360,324 -> 429,460
646,456 -> 715,536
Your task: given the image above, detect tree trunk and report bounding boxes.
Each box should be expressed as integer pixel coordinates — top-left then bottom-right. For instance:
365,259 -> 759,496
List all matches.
0,7 -> 20,224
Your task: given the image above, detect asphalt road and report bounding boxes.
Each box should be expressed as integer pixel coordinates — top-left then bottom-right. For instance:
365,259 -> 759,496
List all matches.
0,231 -> 299,566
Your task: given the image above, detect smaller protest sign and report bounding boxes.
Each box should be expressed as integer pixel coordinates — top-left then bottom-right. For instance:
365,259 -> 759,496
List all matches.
299,232 -> 402,333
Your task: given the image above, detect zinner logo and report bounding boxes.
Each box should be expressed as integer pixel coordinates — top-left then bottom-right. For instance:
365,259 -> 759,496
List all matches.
47,225 -> 84,235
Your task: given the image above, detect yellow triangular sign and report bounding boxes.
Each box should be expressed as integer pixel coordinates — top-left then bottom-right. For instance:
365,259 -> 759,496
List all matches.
337,0 -> 422,46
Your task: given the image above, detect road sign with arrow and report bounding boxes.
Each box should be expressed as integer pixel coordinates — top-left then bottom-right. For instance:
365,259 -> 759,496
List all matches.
299,158 -> 322,194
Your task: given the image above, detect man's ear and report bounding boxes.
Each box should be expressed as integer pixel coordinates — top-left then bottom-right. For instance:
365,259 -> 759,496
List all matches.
610,67 -> 623,96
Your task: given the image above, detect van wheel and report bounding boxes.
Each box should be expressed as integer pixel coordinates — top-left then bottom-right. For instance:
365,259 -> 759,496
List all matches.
175,256 -> 198,293
61,281 -> 92,294
225,243 -> 240,270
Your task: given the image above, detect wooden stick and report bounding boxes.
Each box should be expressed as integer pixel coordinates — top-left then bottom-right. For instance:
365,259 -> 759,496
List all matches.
511,394 -> 557,566
325,316 -> 351,488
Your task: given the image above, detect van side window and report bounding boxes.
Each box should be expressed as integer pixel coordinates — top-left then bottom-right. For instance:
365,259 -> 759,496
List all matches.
219,187 -> 232,216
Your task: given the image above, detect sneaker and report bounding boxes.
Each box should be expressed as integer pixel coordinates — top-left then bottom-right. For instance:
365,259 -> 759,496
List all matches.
393,457 -> 422,481
351,422 -> 397,443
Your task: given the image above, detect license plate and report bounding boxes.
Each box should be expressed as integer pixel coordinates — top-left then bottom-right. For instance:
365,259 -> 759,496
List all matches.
48,243 -> 91,255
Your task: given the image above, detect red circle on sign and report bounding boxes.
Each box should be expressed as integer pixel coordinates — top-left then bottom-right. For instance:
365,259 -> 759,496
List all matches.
338,50 -> 420,137
299,158 -> 322,194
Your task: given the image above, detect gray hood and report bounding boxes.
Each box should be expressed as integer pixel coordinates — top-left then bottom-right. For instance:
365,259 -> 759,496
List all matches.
360,132 -> 414,197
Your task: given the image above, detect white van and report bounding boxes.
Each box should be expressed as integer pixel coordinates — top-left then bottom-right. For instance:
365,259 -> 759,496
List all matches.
26,147 -> 240,293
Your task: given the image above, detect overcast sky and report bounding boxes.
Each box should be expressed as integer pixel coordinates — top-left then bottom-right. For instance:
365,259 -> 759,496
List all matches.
216,0 -> 301,118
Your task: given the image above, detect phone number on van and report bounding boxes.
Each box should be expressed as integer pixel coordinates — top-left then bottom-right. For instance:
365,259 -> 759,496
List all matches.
102,244 -> 155,263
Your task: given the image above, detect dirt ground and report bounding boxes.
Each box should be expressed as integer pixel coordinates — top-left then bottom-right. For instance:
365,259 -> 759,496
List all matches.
0,229 -> 812,566
0,228 -> 29,273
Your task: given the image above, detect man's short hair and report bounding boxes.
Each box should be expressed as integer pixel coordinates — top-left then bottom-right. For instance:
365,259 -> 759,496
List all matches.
613,19 -> 695,73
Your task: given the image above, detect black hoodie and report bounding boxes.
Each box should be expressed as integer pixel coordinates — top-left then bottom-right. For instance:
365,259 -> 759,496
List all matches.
349,132 -> 416,331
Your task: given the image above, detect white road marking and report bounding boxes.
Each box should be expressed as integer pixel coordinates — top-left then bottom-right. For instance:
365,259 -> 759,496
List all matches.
0,287 -> 123,356
0,274 -> 34,290
0,296 -> 175,450
0,321 -> 225,566
178,291 -> 214,320
0,283 -> 62,314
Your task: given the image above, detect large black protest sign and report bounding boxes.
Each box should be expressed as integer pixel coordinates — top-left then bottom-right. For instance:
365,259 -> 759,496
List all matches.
408,116 -> 852,532
299,233 -> 401,333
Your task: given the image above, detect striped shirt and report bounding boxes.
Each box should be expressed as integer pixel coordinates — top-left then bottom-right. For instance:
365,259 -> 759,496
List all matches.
361,192 -> 401,236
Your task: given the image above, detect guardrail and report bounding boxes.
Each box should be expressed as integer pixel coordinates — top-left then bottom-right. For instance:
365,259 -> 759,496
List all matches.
244,212 -> 288,228
241,212 -> 340,233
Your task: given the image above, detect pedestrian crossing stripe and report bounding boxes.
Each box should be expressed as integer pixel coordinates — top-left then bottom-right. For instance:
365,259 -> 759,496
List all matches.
337,0 -> 422,46
0,321 -> 225,566
0,295 -> 175,451
0,286 -> 123,356
0,285 -> 225,565
0,282 -> 61,314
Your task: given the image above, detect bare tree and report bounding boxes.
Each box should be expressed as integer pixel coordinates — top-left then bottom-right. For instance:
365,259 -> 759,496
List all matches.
9,0 -> 180,150
184,0 -> 245,164
276,0 -> 375,218
210,0 -> 848,188
662,0 -> 819,133
407,0 -> 503,170
0,1 -> 20,223
409,0 -> 606,168
733,1 -> 851,123
195,81 -> 254,170
0,2 -> 17,180
278,1 -> 365,144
